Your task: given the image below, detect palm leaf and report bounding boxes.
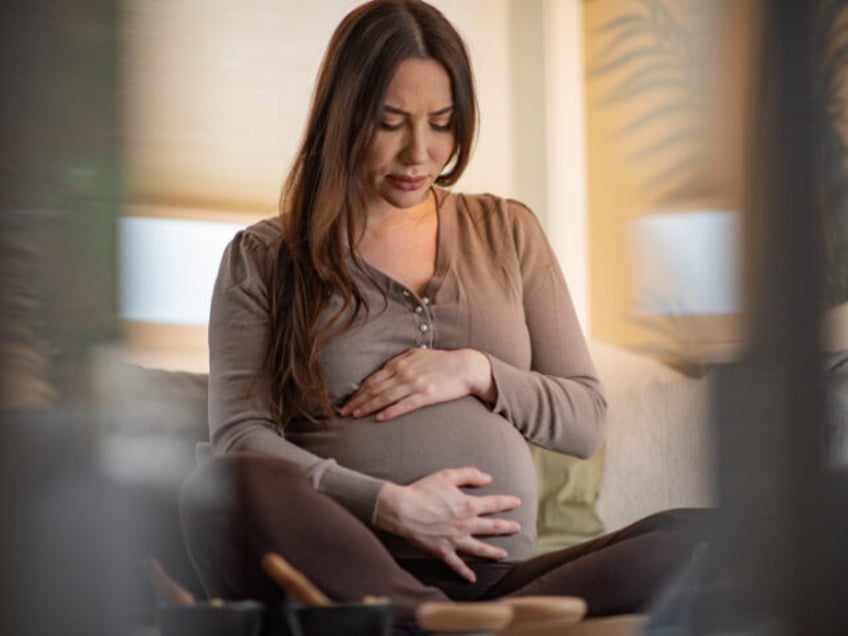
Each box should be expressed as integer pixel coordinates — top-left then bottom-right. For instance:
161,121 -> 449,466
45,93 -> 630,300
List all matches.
638,150 -> 704,190
818,0 -> 848,38
590,23 -> 654,68
599,58 -> 682,93
613,100 -> 694,137
626,127 -> 702,162
600,74 -> 689,106
656,176 -> 709,204
814,0 -> 848,305
587,0 -> 708,201
589,45 -> 675,78
824,19 -> 848,44
593,13 -> 652,36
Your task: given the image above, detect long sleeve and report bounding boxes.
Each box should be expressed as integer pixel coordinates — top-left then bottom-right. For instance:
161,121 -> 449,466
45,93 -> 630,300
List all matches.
207,222 -> 387,523
483,200 -> 607,458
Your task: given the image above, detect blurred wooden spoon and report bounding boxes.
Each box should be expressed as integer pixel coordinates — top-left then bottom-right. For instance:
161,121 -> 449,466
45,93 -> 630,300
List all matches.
416,602 -> 513,632
143,558 -> 195,607
416,596 -> 587,633
498,595 -> 586,626
261,552 -> 331,606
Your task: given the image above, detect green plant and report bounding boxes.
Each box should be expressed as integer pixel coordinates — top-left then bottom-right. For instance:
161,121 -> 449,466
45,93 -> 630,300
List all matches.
815,0 -> 848,309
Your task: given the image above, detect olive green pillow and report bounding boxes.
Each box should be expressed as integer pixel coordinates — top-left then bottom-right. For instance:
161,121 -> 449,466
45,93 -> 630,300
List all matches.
530,442 -> 606,555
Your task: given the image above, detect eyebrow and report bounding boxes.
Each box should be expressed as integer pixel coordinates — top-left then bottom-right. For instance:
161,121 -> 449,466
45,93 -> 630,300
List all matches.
383,104 -> 455,117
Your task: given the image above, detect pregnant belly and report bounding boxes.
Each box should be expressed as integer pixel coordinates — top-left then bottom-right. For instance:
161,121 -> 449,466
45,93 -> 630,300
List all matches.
286,396 -> 538,560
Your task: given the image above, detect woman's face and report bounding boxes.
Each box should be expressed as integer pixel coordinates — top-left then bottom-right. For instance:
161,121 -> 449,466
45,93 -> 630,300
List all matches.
360,57 -> 456,215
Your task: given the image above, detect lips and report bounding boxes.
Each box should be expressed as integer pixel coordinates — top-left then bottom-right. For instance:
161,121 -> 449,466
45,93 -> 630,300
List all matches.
387,174 -> 428,191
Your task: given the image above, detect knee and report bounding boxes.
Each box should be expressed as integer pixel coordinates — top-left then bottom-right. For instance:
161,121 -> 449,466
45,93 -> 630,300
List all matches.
624,508 -> 713,541
181,453 -> 308,509
178,454 -> 308,601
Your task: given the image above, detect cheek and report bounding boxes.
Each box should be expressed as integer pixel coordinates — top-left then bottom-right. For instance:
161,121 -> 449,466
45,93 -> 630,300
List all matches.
363,139 -> 394,172
437,136 -> 457,165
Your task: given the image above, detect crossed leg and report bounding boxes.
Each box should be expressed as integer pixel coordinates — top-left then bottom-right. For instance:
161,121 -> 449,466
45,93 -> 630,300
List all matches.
479,509 -> 708,615
180,453 -> 708,624
179,453 -> 448,624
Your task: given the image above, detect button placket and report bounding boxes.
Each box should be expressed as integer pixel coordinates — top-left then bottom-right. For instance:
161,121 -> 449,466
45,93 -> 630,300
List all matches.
403,287 -> 434,349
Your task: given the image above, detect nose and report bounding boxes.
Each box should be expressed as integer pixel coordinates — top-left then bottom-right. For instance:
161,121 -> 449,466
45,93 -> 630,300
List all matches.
401,123 -> 428,165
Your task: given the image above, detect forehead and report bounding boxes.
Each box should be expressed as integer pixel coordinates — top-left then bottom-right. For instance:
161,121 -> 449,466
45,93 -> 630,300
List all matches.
383,58 -> 453,110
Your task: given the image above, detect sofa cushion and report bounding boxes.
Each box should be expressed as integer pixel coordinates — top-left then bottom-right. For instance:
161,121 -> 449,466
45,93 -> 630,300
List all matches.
92,356 -> 209,492
590,341 -> 714,531
530,442 -> 606,555
94,361 -> 208,438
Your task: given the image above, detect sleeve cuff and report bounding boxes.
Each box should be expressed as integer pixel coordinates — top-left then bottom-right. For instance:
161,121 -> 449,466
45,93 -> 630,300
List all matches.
487,353 -> 521,420
312,460 -> 389,525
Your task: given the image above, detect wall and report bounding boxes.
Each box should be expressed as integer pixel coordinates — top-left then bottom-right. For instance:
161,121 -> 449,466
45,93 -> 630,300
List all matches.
123,0 -> 519,215
582,0 -> 749,365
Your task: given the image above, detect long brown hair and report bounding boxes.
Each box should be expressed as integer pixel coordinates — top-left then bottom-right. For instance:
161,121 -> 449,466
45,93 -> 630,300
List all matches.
266,0 -> 477,427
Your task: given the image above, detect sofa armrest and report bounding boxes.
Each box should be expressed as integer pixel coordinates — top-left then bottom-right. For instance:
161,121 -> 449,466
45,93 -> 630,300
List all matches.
589,342 -> 715,531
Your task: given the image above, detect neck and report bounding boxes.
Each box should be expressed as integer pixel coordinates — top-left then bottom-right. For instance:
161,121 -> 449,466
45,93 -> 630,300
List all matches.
363,190 -> 436,232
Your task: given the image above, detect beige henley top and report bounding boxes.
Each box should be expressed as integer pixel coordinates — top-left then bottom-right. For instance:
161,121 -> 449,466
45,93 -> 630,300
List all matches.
208,189 -> 606,560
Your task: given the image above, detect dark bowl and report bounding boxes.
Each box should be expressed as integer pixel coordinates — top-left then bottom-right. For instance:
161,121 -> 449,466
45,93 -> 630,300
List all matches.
157,600 -> 266,636
286,601 -> 394,636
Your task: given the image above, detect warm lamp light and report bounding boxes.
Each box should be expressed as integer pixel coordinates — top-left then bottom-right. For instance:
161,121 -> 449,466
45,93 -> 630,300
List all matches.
629,210 -> 742,316
628,209 -> 743,363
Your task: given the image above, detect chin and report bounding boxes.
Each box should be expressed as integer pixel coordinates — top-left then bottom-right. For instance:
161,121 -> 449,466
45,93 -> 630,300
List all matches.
377,190 -> 428,211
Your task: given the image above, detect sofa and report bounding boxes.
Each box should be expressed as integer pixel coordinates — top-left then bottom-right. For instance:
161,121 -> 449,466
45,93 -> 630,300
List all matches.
91,341 -> 717,616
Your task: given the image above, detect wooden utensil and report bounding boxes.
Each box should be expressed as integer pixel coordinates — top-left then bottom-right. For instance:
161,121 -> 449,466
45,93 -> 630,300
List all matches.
497,596 -> 586,626
416,596 -> 587,634
261,552 -> 331,606
143,558 -> 196,607
416,602 -> 514,632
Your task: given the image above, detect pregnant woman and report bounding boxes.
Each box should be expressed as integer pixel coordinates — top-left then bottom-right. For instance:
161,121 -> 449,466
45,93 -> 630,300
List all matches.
180,0 -> 705,628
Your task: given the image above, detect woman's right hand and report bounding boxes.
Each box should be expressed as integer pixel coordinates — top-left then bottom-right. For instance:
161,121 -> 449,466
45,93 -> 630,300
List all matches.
374,467 -> 522,582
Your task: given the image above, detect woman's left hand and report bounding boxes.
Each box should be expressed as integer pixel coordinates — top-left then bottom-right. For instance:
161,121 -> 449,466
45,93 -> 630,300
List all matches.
340,348 -> 496,420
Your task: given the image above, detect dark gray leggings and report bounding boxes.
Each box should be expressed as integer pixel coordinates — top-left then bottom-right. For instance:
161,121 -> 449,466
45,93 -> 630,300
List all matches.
179,453 -> 708,625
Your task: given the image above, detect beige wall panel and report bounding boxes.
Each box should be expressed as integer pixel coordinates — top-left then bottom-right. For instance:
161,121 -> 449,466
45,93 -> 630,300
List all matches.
583,0 -> 749,363
122,0 -> 516,214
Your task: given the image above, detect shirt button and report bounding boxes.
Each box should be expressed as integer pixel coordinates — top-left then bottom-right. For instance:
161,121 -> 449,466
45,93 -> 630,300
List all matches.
419,343 -> 428,349
414,306 -> 423,314
422,297 -> 430,305
419,324 -> 430,333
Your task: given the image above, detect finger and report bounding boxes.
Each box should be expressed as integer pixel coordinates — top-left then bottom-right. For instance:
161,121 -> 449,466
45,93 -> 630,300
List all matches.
440,548 -> 477,583
372,349 -> 419,382
466,517 -> 522,537
454,536 -> 509,561
374,392 -> 430,421
440,467 -> 493,488
339,364 -> 400,415
472,494 -> 522,515
350,383 -> 416,418
341,375 -> 401,416
359,366 -> 400,392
